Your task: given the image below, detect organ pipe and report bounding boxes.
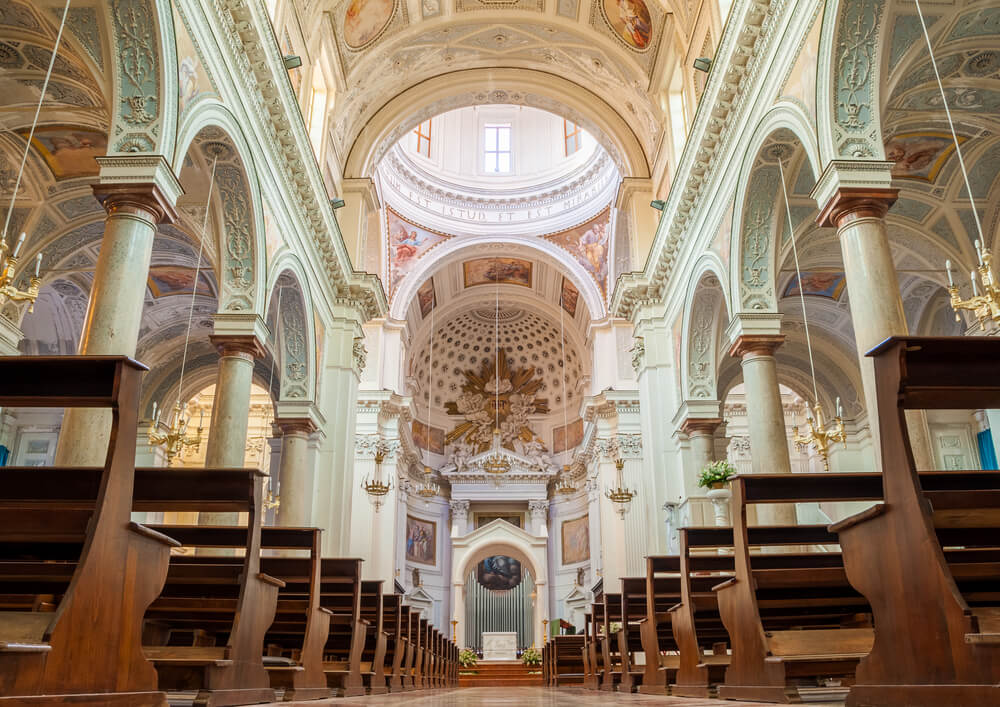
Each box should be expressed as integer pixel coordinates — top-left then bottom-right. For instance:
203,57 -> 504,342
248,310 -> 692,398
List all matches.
464,568 -> 535,652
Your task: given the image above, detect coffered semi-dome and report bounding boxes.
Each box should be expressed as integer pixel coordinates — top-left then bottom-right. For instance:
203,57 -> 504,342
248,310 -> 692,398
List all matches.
410,307 -> 584,414
377,105 -> 619,236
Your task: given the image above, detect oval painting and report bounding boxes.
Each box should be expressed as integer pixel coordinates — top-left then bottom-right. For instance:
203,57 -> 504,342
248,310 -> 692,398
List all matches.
343,0 -> 394,49
602,0 -> 652,50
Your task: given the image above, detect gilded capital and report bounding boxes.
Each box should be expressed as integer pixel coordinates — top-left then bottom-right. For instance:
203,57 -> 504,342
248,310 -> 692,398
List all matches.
728,334 -> 785,359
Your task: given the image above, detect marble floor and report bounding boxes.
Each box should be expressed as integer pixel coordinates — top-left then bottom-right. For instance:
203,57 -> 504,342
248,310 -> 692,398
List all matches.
264,687 -> 845,707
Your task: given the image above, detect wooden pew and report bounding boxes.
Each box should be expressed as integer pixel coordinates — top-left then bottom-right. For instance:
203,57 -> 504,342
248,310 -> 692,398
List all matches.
381,594 -> 406,692
716,473 -> 882,703
617,578 -> 647,692
358,580 -> 388,694
143,525 -> 333,702
548,635 -> 585,685
581,609 -> 602,689
594,587 -> 622,691
833,336 -> 1000,706
399,606 -> 417,691
0,356 -> 175,706
636,558 -> 683,695
670,525 -> 837,697
413,617 -> 428,689
132,467 -> 280,706
315,558 -> 366,696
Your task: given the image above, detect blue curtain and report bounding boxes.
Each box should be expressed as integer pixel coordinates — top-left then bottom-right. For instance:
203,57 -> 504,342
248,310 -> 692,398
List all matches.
0,445 -> 8,467
977,429 -> 998,470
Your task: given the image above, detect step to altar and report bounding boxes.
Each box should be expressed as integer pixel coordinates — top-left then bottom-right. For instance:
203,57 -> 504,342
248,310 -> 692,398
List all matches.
459,660 -> 544,687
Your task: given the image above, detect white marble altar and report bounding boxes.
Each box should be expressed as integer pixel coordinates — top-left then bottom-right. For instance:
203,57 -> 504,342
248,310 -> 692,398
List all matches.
481,631 -> 518,661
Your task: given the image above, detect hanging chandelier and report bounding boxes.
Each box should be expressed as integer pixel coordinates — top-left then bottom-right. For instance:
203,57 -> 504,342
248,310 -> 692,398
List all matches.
263,475 -> 280,512
0,234 -> 42,311
792,397 -> 846,472
362,449 -> 394,511
605,458 -> 636,517
554,464 -> 577,494
148,400 -> 204,466
416,464 -> 439,501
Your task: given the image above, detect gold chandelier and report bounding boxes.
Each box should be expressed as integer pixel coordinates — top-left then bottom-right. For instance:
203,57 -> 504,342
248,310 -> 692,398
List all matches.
148,400 -> 204,466
0,233 -> 42,311
554,464 -> 577,494
946,244 -> 1000,331
362,449 -> 394,511
605,458 -> 636,517
482,428 -> 511,474
792,398 -> 846,472
416,464 -> 439,501
263,476 -> 280,512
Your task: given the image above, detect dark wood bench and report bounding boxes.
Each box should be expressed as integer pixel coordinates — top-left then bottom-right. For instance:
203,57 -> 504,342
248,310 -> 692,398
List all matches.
358,580 -> 388,694
832,336 -> 1000,706
581,607 -> 604,689
617,578 -> 648,692
144,525 -> 334,702
312,558 -> 366,696
547,634 -> 585,685
716,473 -> 882,703
0,356 -> 175,706
398,605 -> 417,691
131,467 -> 280,706
381,594 -> 406,692
636,557 -> 683,694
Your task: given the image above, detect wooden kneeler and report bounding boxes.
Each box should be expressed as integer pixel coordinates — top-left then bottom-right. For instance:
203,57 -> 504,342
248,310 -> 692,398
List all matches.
0,356 -> 174,706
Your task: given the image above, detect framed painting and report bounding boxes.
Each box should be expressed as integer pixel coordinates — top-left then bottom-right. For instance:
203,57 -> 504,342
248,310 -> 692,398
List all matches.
412,420 -> 444,454
561,515 -> 590,565
417,277 -> 436,318
463,257 -> 532,288
405,515 -> 436,565
560,277 -> 579,317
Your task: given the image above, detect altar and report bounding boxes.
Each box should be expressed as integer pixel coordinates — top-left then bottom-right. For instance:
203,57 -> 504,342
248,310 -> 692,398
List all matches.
481,631 -> 518,661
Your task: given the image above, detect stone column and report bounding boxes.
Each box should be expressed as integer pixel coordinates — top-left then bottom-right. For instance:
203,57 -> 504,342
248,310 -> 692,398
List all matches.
681,416 -> 726,524
200,331 -> 266,525
450,499 -> 470,538
595,438 -> 628,592
274,417 -> 318,527
56,162 -> 181,465
528,500 -> 549,537
729,334 -> 796,526
815,171 -> 934,469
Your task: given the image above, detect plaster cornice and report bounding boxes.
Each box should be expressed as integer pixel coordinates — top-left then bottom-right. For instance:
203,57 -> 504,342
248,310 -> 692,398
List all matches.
211,0 -> 387,321
611,0 -> 803,321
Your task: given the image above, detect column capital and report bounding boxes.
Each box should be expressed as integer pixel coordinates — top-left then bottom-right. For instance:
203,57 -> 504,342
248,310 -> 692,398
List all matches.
728,334 -> 785,359
210,333 -> 267,360
680,417 -> 722,437
816,187 -> 898,229
92,154 -> 182,224
273,416 -> 318,436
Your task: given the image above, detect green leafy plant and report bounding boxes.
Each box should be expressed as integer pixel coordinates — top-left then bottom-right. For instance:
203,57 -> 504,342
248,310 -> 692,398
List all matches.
458,648 -> 478,668
697,459 -> 736,489
609,621 -> 622,634
521,647 -> 541,666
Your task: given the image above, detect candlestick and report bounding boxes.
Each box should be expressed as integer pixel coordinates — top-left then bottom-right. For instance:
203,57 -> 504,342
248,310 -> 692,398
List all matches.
12,232 -> 25,258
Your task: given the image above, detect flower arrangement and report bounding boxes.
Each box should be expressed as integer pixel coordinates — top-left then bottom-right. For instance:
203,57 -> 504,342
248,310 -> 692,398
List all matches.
697,459 -> 736,489
521,647 -> 541,666
609,621 -> 622,635
459,648 -> 478,668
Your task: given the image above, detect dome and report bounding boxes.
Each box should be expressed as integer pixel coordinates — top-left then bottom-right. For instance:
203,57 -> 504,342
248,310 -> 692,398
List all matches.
377,105 -> 619,237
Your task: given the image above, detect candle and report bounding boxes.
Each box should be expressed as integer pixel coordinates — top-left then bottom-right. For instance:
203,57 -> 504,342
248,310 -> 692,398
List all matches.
945,259 -> 954,287
12,232 -> 25,258
151,401 -> 157,421
199,408 -> 205,427
976,240 -> 984,266
836,396 -> 843,418
972,270 -> 980,297
34,252 -> 41,277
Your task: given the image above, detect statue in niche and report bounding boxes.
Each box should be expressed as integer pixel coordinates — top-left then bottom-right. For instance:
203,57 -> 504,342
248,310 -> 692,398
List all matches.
412,568 -> 421,587
576,567 -> 586,587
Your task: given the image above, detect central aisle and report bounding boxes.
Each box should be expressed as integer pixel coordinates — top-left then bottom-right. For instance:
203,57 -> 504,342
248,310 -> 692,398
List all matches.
268,687 -> 846,706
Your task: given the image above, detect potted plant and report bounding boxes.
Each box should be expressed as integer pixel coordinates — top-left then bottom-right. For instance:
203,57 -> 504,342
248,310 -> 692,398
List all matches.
697,459 -> 736,490
521,647 -> 541,667
459,648 -> 478,673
